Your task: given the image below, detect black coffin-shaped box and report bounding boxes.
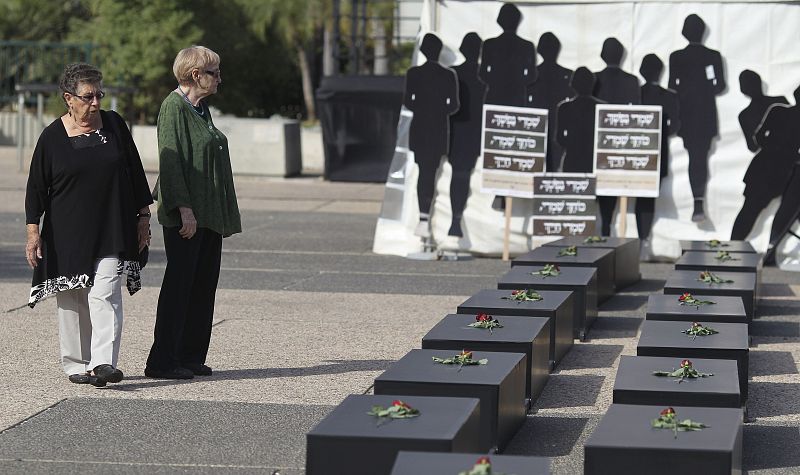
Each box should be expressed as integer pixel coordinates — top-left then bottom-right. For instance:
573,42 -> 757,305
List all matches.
613,355 -> 742,408
457,289 -> 573,368
421,313 -> 550,404
391,451 -> 551,475
373,349 -> 527,453
498,265 -> 597,341
637,320 -> 749,402
584,404 -> 743,475
511,246 -> 614,303
675,252 -> 761,298
646,294 -> 750,325
664,270 -> 757,320
680,240 -> 756,254
543,236 -> 641,289
306,394 -> 481,475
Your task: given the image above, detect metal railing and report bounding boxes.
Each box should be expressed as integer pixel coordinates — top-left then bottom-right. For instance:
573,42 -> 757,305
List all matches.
0,40 -> 96,107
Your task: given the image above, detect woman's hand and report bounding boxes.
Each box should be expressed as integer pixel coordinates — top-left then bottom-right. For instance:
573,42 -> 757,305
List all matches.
25,224 -> 42,268
178,206 -> 197,239
137,217 -> 151,251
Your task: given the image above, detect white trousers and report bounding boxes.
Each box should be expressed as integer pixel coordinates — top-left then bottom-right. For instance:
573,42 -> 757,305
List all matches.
56,257 -> 124,375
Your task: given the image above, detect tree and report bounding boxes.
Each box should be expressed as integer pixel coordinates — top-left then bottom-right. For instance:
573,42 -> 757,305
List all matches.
186,0 -> 302,118
0,0 -> 87,42
239,0 -> 328,121
68,0 -> 202,123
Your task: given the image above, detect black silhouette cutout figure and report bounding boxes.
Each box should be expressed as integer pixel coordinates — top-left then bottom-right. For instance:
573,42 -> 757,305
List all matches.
669,14 -> 726,223
480,3 -> 536,107
527,32 -> 574,172
731,82 -> 800,242
403,33 -> 459,238
594,37 -> 641,236
448,33 -> 486,237
730,74 -> 792,240
636,54 -> 681,244
557,67 -> 605,173
764,85 -> 800,263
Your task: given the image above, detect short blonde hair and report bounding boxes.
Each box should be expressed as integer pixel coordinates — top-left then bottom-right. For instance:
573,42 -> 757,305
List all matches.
172,46 -> 220,85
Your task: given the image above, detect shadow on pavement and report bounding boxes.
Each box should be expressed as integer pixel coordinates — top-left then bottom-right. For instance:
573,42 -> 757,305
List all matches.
535,375 -> 605,409
557,344 -> 624,370
504,415 -> 591,457
743,424 -> 800,471
108,359 -> 396,391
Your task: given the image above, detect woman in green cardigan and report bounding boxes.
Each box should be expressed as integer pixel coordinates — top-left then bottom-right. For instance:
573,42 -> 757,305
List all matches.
145,45 -> 241,379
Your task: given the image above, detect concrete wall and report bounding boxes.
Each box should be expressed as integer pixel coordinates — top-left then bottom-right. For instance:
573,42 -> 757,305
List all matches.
1,111 -> 325,176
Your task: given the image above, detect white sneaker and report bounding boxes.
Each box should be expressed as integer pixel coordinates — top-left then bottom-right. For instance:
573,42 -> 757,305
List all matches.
414,220 -> 431,238
639,238 -> 652,262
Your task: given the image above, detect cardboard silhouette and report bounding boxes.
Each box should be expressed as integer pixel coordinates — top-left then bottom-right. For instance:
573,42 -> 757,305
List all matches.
557,67 -> 605,173
668,14 -> 726,222
730,71 -> 789,239
479,3 -> 537,107
527,32 -> 574,172
594,37 -> 641,236
765,87 -> 800,264
636,54 -> 681,241
448,32 -> 487,237
403,33 -> 460,238
731,80 -> 795,241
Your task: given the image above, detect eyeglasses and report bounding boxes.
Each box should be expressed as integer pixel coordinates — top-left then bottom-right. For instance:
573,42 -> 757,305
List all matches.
70,91 -> 105,102
204,69 -> 221,78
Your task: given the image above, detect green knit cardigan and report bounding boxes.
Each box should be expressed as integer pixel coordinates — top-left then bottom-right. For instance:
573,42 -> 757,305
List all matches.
155,92 -> 241,237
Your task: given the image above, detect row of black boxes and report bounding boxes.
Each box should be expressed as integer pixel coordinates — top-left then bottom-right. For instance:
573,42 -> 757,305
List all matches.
305,237 -> 757,474
585,239 -> 758,475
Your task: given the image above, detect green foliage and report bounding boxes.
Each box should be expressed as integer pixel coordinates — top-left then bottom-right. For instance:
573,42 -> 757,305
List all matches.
0,0 -> 400,122
0,0 -> 88,42
67,0 -> 202,123
188,0 -> 302,118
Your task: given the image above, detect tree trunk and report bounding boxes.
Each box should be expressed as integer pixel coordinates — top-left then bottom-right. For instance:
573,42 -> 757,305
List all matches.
372,19 -> 388,75
323,23 -> 334,77
297,45 -> 316,122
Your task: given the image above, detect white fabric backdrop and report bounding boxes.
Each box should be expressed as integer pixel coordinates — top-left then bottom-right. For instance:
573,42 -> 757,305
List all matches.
373,1 -> 800,265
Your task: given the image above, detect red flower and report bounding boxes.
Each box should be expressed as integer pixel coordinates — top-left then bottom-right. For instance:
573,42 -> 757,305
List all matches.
660,407 -> 675,416
681,359 -> 692,368
699,272 -> 708,279
461,350 -> 473,359
476,313 -> 490,322
476,456 -> 491,465
511,290 -> 519,295
679,293 -> 691,302
392,400 -> 410,409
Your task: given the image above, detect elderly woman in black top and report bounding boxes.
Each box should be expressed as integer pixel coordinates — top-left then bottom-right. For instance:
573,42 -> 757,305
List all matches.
25,63 -> 153,386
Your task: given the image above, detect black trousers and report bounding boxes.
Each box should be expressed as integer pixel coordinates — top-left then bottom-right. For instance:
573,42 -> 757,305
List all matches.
685,138 -> 711,199
635,197 -> 655,240
146,227 -> 222,370
731,192 -> 774,240
598,196 -> 617,236
769,164 -> 800,244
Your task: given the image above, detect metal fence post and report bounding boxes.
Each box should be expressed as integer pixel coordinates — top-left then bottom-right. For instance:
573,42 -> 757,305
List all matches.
17,92 -> 24,172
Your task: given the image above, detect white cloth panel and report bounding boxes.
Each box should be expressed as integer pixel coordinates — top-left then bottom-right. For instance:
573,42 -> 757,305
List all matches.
373,1 -> 800,263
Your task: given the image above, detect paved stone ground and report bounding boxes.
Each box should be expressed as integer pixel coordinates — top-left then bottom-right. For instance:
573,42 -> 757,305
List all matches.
0,150 -> 798,474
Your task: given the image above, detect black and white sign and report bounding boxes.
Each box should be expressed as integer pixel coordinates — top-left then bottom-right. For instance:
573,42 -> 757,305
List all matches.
531,173 -> 597,236
594,105 -> 663,197
481,104 -> 548,198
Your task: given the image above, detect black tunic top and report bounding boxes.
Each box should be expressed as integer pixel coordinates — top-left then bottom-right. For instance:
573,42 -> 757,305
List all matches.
25,110 -> 153,307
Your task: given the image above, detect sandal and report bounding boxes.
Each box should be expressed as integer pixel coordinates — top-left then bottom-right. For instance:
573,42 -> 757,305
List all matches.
69,372 -> 106,387
68,373 -> 90,384
93,364 -> 124,384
